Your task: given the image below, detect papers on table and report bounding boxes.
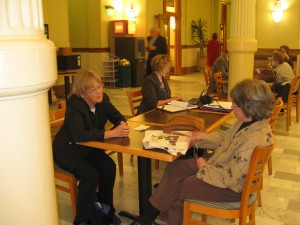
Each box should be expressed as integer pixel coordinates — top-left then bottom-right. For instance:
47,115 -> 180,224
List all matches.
142,130 -> 191,155
134,124 -> 150,131
200,101 -> 233,112
157,100 -> 198,113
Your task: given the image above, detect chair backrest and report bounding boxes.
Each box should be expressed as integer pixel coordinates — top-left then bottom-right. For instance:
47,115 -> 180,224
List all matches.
126,89 -> 142,116
269,97 -> 283,133
240,143 -> 275,220
203,68 -> 212,86
50,108 -> 66,139
213,72 -> 223,99
286,77 -> 299,109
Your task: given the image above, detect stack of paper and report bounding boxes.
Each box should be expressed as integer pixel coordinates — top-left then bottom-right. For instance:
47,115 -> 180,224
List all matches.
157,100 -> 198,113
200,101 -> 233,112
142,130 -> 191,155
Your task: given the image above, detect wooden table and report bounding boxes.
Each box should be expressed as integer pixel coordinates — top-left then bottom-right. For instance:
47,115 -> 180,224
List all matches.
129,109 -> 233,132
78,109 -> 233,217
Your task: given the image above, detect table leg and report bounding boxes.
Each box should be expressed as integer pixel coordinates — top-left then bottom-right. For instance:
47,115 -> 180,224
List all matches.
118,156 -> 152,221
48,88 -> 52,104
64,76 -> 70,101
137,156 -> 152,214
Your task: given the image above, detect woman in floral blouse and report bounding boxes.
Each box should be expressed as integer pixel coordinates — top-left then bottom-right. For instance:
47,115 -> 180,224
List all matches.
130,79 -> 275,225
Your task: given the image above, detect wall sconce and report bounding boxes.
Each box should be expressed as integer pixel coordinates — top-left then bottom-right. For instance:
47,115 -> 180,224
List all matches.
271,0 -> 287,23
170,16 -> 176,30
126,2 -> 138,21
105,5 -> 114,16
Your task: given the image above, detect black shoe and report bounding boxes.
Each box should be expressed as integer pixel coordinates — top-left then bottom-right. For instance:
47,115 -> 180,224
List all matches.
129,221 -> 141,225
110,214 -> 121,225
73,220 -> 89,225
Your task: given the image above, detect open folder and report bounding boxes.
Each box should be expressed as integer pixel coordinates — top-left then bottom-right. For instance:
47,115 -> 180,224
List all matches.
157,100 -> 198,113
200,101 -> 233,113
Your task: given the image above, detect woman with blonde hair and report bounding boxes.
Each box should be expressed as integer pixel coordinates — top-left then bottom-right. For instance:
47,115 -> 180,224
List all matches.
137,54 -> 184,115
53,69 -> 129,225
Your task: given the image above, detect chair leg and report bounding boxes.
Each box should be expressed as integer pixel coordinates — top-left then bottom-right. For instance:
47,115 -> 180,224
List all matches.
155,159 -> 159,169
117,152 -> 123,177
183,201 -> 191,225
257,189 -> 262,207
296,102 -> 299,122
130,155 -> 134,163
268,156 -> 273,175
257,178 -> 263,207
202,214 -> 207,222
69,178 -> 78,217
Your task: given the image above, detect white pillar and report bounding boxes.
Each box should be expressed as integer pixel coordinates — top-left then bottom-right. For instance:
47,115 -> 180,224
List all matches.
227,0 -> 257,93
0,0 -> 58,224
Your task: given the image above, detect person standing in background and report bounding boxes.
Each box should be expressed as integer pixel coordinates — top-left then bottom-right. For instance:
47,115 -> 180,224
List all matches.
206,33 -> 221,68
146,27 -> 168,76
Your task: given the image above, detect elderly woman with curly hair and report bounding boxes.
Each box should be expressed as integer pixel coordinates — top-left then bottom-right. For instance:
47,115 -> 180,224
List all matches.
131,79 -> 275,225
137,54 -> 185,115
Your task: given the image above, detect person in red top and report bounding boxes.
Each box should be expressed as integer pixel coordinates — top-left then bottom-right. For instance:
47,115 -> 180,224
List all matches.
206,33 -> 221,67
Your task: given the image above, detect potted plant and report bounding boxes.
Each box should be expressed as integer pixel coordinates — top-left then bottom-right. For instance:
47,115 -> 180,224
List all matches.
191,18 -> 209,71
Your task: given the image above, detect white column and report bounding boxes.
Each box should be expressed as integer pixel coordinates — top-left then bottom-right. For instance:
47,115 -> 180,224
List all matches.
0,0 -> 58,224
227,0 -> 257,93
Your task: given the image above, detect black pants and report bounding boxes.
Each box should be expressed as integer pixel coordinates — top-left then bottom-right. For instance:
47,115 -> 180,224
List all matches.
146,58 -> 152,76
273,83 -> 290,103
55,146 -> 116,223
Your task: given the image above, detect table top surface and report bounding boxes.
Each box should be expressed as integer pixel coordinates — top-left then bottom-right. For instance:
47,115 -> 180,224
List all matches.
78,109 -> 233,161
129,109 -> 233,133
78,121 -> 180,162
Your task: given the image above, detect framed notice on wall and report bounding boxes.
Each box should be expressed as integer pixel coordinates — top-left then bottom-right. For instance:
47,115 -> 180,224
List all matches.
166,0 -> 174,7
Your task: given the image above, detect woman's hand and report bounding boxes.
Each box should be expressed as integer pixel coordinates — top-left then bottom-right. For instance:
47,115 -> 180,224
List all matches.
113,121 -> 130,137
196,157 -> 207,169
105,121 -> 130,139
191,131 -> 206,141
173,95 -> 185,101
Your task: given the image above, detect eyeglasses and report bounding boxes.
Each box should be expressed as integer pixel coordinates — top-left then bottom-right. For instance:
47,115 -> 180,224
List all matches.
86,85 -> 103,94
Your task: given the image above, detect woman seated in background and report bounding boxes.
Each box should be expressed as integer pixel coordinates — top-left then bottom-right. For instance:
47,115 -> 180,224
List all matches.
137,54 -> 185,115
279,45 -> 294,68
130,79 -> 275,225
272,51 -> 294,103
53,69 -> 129,225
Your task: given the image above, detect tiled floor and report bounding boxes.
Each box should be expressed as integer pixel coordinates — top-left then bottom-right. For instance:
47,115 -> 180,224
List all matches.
52,72 -> 300,225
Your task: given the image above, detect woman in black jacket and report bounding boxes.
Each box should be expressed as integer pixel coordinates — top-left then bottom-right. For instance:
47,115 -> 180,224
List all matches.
137,54 -> 185,115
53,69 -> 129,225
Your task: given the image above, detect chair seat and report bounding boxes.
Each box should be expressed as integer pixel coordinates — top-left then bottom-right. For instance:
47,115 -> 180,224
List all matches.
54,163 -> 75,177
185,193 -> 256,210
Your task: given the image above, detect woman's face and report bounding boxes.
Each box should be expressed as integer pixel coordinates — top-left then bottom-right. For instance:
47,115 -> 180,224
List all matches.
159,63 -> 170,77
231,102 -> 252,122
81,79 -> 103,108
271,58 -> 279,67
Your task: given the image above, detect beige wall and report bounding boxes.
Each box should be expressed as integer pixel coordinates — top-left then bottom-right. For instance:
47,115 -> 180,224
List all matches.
43,0 -> 70,47
43,0 -> 300,74
256,0 -> 300,48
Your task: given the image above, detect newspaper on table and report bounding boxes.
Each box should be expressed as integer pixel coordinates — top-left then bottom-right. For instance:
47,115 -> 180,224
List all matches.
142,130 -> 192,155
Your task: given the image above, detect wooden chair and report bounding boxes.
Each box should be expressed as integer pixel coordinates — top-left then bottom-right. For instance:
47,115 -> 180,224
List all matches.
203,68 -> 212,86
280,77 -> 299,131
292,77 -> 300,123
126,89 -> 160,169
255,98 -> 283,208
183,143 -> 275,225
50,108 -> 78,217
267,97 -> 283,175
213,72 -> 228,100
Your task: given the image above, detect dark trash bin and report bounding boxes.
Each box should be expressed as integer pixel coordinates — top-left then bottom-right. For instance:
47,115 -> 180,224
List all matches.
118,59 -> 131,87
